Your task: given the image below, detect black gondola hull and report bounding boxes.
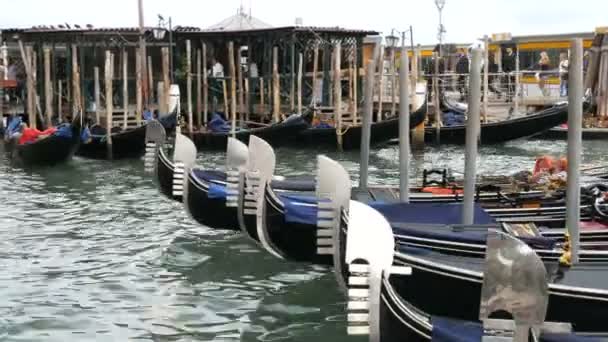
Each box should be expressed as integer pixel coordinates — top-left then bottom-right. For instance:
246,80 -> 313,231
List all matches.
392,251 -> 608,332
425,104 -> 569,144
13,122 -> 81,166
534,127 -> 608,140
185,172 -> 240,230
76,124 -> 148,159
298,100 -> 427,149
262,187 -> 333,264
191,115 -> 309,151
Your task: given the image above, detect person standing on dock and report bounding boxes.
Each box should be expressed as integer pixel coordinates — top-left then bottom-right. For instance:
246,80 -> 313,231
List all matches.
455,49 -> 469,101
559,52 -> 569,97
537,51 -> 551,96
502,47 -> 516,102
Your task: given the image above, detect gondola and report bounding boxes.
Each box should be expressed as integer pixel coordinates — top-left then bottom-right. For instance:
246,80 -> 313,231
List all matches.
251,153 -> 608,267
76,113 -> 176,160
11,114 -> 83,166
425,102 -> 570,144
341,202 -> 608,341
297,84 -> 427,149
190,112 -> 310,151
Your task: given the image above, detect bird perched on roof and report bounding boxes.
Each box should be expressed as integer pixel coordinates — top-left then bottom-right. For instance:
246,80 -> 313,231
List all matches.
58,24 -> 65,29
75,24 -> 81,29
86,24 -> 94,29
65,23 -> 71,29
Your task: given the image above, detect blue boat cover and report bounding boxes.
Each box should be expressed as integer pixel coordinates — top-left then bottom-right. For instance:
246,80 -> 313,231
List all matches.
370,202 -> 495,225
81,126 -> 91,143
278,194 -> 332,225
52,123 -> 73,139
442,111 -> 465,127
143,110 -> 153,121
431,316 -> 604,342
5,116 -> 22,137
393,224 -> 557,250
208,182 -> 228,199
208,113 -> 231,133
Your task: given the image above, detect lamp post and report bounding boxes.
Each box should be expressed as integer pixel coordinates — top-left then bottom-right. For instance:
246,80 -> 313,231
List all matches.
155,15 -> 173,82
435,0 -> 446,58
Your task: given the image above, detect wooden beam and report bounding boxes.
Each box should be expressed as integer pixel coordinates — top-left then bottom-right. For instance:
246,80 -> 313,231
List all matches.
44,47 -> 53,126
25,46 -> 35,128
105,50 -> 114,159
123,48 -> 128,129
136,48 -> 143,126
202,42 -> 208,125
196,48 -> 202,129
259,78 -> 265,117
186,39 -> 193,134
161,47 -> 170,114
334,43 -> 342,150
147,55 -> 153,107
244,78 -> 250,121
237,46 -> 245,123
228,41 -> 237,135
71,44 -> 79,119
94,67 -> 100,125
273,46 -> 280,123
390,47 -> 396,117
297,52 -> 303,115
312,44 -> 319,104
290,40 -> 295,111
57,81 -> 62,122
376,45 -> 385,122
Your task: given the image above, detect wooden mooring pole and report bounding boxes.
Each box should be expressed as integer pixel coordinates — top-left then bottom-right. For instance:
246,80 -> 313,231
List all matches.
44,47 -> 53,126
196,48 -> 202,129
94,67 -> 100,125
333,43 -> 342,150
161,47 -> 170,113
202,43 -> 208,125
123,48 -> 128,129
105,51 -> 114,160
186,39 -> 193,134
228,41 -> 237,136
273,46 -> 280,123
297,52 -> 303,115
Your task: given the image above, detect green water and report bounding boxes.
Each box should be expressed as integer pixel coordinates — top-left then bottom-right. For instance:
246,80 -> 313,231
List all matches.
0,137 -> 605,341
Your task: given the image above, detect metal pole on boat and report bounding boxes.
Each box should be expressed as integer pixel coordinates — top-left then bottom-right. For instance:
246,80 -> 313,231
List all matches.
359,59 -> 376,191
462,48 -> 482,225
567,38 -> 583,264
399,33 -> 411,203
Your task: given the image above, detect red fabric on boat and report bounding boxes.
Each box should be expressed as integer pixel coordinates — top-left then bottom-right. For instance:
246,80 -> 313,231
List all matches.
533,156 -> 556,176
421,187 -> 463,195
580,221 -> 608,230
18,127 -> 57,145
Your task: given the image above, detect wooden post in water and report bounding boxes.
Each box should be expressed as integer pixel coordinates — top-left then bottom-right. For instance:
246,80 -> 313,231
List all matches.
297,52 -> 303,114
94,67 -> 100,124
71,44 -> 79,120
25,46 -> 35,128
260,78 -> 265,116
196,48 -> 202,129
237,46 -> 244,122
186,40 -> 193,134
105,51 -> 114,160
290,40 -> 295,111
244,78 -> 250,121
482,35 -> 489,123
348,58 -> 354,118
123,49 -> 128,129
44,47 -> 53,126
462,48 -> 482,225
202,43 -> 208,125
433,52 -> 441,144
161,47 -> 170,113
376,45 -> 385,122
353,52 -> 358,123
57,81 -> 62,122
514,50 -> 520,114
147,55 -> 153,106
228,41 -> 237,136
312,44 -> 319,104
399,41 -> 411,203
136,49 -> 143,126
272,46 -> 280,123
360,59 -> 375,191
567,38 -> 584,264
222,79 -> 228,117
333,43 -> 342,150
390,46 -> 396,117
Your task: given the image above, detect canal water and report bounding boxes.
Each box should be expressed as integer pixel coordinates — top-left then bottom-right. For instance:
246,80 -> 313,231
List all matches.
0,137 -> 605,341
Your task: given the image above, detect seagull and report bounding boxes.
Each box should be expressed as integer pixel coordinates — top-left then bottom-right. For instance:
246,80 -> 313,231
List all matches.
65,23 -> 71,29
158,14 -> 165,21
86,24 -> 93,29
58,24 -> 65,29
75,24 -> 81,29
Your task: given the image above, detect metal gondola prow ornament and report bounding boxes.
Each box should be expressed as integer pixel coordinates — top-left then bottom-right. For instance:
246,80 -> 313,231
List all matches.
171,133 -> 197,198
143,119 -> 167,174
479,230 -> 571,341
